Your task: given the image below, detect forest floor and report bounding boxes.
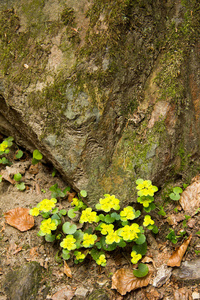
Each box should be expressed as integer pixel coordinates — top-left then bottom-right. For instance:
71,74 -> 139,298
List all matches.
0,138 -> 200,300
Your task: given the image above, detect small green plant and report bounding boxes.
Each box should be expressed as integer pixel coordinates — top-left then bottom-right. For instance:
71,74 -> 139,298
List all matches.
32,149 -> 43,165
15,150 -> 24,159
0,136 -> 14,165
169,187 -> 183,201
182,215 -> 191,228
14,173 -> 26,191
49,183 -> 70,198
166,228 -> 181,244
158,206 -> 166,217
29,179 -> 159,277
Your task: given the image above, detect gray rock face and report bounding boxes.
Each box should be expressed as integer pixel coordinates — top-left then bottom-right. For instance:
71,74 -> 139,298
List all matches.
0,0 -> 200,205
4,262 -> 42,300
172,259 -> 200,283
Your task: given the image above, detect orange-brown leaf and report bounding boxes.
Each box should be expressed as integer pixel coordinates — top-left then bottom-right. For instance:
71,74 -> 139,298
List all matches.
67,191 -> 76,203
111,268 -> 152,295
64,261 -> 72,278
167,235 -> 192,267
4,207 -> 34,232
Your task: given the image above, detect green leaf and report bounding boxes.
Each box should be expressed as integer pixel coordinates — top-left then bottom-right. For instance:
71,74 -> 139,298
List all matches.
16,182 -> 26,191
196,231 -> 200,235
98,214 -> 105,221
33,149 -> 43,160
84,227 -> 93,234
143,203 -> 156,212
14,173 -> 22,181
158,206 -> 166,216
104,214 -> 115,223
80,190 -> 87,197
134,210 -> 141,218
59,209 -> 67,216
62,249 -> 70,260
0,175 -> 2,182
63,186 -> 71,193
173,187 -> 183,194
133,263 -> 149,278
100,236 -> 117,251
135,234 -> 146,245
62,222 -> 77,234
51,168 -> 56,177
37,230 -> 45,236
117,240 -> 126,248
169,193 -> 180,201
111,212 -> 120,220
45,234 -> 56,242
52,207 -> 59,214
152,225 -> 158,234
95,203 -> 102,210
41,212 -> 50,218
132,242 -> 147,256
68,208 -> 76,219
15,150 -> 23,159
90,248 -> 100,261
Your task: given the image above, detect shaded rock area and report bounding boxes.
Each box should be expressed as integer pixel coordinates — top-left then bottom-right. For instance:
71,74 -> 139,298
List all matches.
0,0 -> 200,207
4,262 -> 43,300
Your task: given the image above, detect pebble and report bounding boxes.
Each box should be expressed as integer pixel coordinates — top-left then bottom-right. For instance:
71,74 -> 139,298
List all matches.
172,258 -> 200,282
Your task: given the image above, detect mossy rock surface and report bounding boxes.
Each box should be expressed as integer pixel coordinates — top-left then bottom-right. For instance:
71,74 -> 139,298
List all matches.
0,0 -> 200,206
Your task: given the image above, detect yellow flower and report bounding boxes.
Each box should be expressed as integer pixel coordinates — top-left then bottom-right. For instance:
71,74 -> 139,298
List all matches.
143,215 -> 154,227
82,233 -> 97,248
118,224 -> 140,241
71,198 -> 79,206
40,218 -> 57,235
0,142 -> 8,152
131,251 -> 142,264
38,198 -> 57,212
74,251 -> 85,260
100,223 -> 114,235
105,230 -> 120,244
60,235 -> 77,251
80,208 -> 99,224
120,206 -> 135,221
96,254 -> 106,266
29,207 -> 40,216
97,194 -> 120,212
136,179 -> 158,197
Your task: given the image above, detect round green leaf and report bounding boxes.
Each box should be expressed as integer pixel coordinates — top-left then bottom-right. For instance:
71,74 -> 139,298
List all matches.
111,212 -> 120,220
33,149 -> 43,160
133,263 -> 149,278
62,222 -> 77,234
45,234 -> 56,242
136,178 -> 143,185
15,150 -> 23,159
80,190 -> 87,197
14,173 -> 22,182
169,193 -> 180,201
135,234 -> 146,245
16,182 -> 26,191
68,208 -> 76,219
60,209 -> 67,216
132,242 -> 147,256
62,249 -> 70,260
173,187 -> 183,194
104,214 -> 115,223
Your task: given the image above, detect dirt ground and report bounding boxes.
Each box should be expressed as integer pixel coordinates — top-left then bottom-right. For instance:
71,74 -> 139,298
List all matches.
0,143 -> 200,299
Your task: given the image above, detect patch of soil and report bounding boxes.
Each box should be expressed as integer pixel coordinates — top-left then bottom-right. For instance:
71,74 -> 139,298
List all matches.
0,142 -> 200,299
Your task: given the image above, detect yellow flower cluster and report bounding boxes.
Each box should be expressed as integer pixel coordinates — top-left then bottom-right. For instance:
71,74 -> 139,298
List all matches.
143,215 -> 154,227
97,194 -> 120,212
29,198 -> 57,216
80,208 -> 99,224
137,196 -> 153,208
82,233 -> 97,248
40,218 -> 57,235
96,254 -> 106,266
118,223 -> 140,241
60,235 -> 77,251
74,251 -> 86,261
0,142 -> 8,152
136,179 -> 158,197
120,206 -> 135,221
131,251 -> 142,264
71,198 -> 79,206
105,230 -> 120,244
100,223 -> 114,235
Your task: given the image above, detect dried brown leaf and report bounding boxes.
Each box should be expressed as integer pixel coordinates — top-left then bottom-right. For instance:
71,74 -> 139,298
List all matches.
0,169 -> 15,184
180,180 -> 200,215
64,261 -> 72,278
167,235 -> 192,267
52,286 -> 75,300
67,191 -> 76,202
111,268 -> 152,295
4,207 -> 34,231
28,164 -> 39,175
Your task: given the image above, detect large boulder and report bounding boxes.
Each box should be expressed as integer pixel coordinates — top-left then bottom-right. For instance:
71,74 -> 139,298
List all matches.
0,0 -> 200,206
